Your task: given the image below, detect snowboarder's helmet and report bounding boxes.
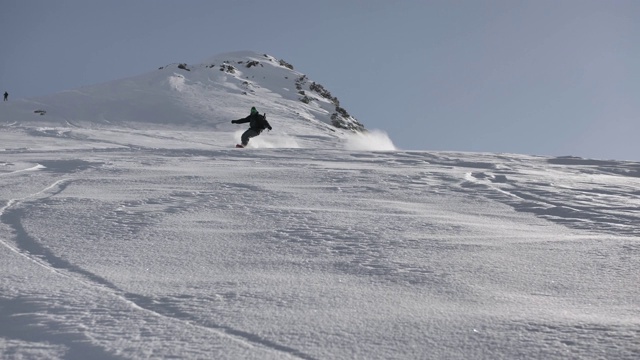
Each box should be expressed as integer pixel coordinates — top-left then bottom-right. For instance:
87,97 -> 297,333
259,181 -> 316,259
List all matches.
251,107 -> 258,114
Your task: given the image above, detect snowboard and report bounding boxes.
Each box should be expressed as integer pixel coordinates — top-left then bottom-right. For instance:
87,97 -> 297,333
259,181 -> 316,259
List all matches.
235,144 -> 244,148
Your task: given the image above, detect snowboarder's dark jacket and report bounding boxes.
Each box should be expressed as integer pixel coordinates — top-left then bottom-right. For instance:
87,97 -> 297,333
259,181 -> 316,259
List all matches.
233,112 -> 272,131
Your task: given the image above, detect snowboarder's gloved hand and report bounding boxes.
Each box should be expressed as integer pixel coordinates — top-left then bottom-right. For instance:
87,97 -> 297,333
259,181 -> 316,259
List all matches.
268,126 -> 272,130
231,120 -> 237,124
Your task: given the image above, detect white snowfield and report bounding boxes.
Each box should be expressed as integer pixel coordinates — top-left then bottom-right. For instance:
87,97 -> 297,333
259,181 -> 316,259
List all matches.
1,52 -> 639,359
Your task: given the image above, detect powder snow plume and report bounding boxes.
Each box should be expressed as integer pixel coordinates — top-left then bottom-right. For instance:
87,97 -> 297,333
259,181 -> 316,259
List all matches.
344,129 -> 397,151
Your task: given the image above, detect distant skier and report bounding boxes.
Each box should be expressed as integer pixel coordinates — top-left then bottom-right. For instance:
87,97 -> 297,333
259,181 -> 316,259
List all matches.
3,92 -> 7,101
231,106 -> 272,148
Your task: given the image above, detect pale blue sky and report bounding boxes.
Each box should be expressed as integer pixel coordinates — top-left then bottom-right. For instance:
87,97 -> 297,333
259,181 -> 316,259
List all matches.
1,0 -> 639,160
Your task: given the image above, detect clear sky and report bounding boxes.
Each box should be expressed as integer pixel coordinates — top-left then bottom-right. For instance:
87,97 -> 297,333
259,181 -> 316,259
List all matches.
1,0 -> 639,160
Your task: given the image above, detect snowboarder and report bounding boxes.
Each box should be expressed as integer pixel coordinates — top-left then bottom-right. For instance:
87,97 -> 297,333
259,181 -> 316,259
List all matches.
231,106 -> 272,148
3,92 -> 7,101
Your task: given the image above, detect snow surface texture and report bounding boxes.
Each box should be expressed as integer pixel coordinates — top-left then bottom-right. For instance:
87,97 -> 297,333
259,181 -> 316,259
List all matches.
1,51 -> 639,359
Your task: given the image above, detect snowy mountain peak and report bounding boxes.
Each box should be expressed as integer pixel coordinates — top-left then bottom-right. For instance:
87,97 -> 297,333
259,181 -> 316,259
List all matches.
169,50 -> 364,132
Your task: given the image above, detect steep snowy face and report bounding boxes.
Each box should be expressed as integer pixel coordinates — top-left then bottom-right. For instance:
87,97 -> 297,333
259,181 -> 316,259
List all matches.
197,51 -> 365,132
1,51 -> 364,146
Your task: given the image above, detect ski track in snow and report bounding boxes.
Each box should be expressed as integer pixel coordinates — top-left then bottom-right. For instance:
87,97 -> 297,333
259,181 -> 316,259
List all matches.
0,176 -> 313,358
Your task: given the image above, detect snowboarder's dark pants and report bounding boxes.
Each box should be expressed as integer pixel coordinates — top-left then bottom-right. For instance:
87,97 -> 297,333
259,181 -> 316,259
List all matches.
241,128 -> 262,146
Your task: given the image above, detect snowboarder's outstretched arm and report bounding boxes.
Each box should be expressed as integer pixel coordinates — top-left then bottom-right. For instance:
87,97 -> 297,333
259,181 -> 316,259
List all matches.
231,115 -> 251,124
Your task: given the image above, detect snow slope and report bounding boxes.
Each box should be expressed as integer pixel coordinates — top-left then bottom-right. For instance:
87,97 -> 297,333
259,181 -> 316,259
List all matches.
0,52 -> 639,359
